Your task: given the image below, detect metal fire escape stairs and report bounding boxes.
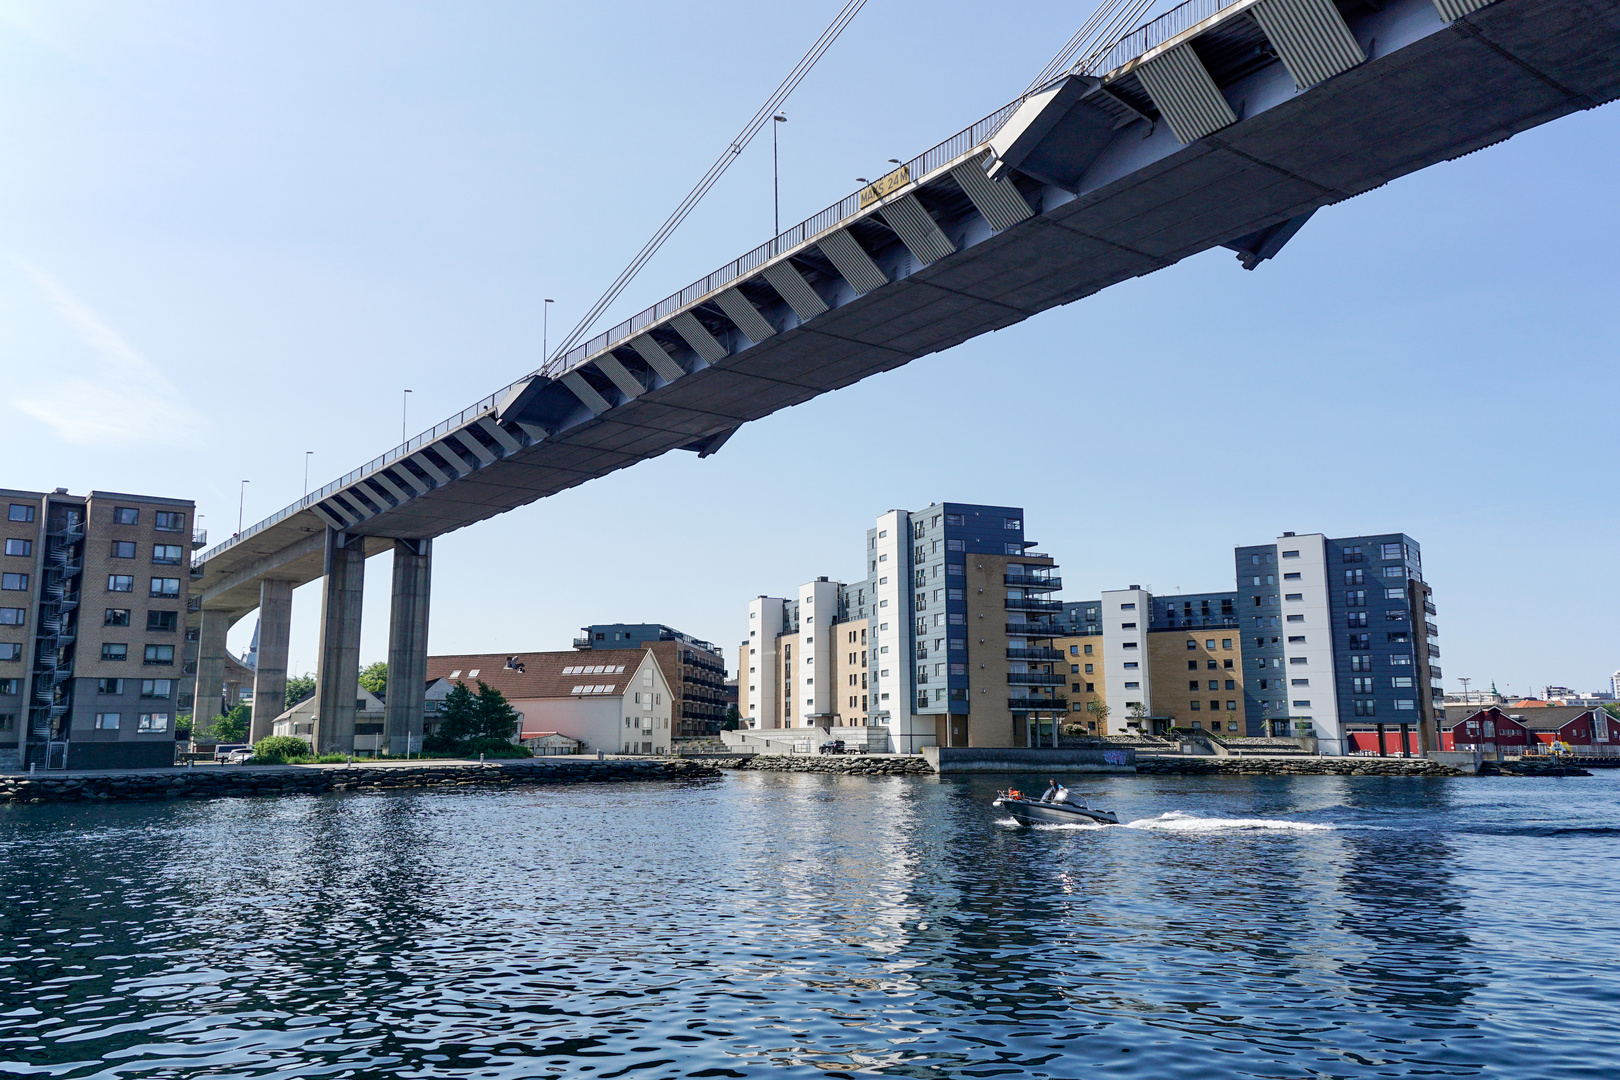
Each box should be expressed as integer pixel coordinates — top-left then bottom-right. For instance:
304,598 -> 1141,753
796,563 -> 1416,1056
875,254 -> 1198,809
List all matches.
27,506 -> 84,770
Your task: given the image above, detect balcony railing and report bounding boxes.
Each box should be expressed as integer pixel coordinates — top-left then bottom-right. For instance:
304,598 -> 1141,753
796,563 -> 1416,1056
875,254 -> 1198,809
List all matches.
1004,574 -> 1062,591
1005,597 -> 1063,612
1005,624 -> 1060,638
1006,647 -> 1063,661
1007,673 -> 1065,686
1009,696 -> 1068,712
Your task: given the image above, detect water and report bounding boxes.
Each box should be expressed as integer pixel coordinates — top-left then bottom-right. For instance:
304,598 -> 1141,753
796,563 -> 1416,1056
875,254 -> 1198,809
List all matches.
4,771 -> 1619,1079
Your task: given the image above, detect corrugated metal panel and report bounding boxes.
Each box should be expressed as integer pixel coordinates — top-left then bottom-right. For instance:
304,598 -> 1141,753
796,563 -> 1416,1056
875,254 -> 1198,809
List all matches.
629,335 -> 686,382
1136,43 -> 1237,144
1433,0 -> 1494,20
592,354 -> 646,400
670,311 -> 728,363
878,193 -> 957,265
761,261 -> 830,321
714,288 -> 777,343
1252,0 -> 1365,91
817,229 -> 889,294
949,154 -> 1034,232
560,371 -> 612,416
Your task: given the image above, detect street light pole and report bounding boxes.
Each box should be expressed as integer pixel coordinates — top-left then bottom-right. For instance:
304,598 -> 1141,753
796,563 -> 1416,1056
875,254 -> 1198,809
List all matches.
543,298 -> 554,365
402,389 -> 412,446
772,114 -> 787,245
303,451 -> 313,497
237,480 -> 249,536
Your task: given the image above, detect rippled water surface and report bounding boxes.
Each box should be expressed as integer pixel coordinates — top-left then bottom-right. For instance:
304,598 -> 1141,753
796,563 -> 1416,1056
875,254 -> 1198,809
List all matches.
4,770 -> 1620,1079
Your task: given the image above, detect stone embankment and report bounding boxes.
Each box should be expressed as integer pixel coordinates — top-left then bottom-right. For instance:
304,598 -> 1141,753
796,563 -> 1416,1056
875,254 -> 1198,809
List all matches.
0,758 -> 720,804
720,754 -> 935,776
1136,755 -> 1464,777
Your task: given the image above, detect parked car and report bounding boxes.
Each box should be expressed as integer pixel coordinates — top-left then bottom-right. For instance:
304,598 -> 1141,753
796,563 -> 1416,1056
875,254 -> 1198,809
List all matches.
213,743 -> 250,763
819,740 -> 845,755
224,748 -> 256,764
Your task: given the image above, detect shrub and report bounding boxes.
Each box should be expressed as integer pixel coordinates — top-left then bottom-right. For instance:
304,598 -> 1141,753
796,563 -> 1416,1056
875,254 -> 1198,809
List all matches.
252,736 -> 313,763
464,737 -> 532,759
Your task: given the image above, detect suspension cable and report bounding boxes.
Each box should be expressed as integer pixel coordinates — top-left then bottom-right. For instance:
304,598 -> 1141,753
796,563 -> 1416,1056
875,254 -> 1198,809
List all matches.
546,0 -> 869,373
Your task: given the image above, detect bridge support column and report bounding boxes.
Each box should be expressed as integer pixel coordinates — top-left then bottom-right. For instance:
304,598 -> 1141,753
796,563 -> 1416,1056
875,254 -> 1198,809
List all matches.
385,539 -> 431,757
1399,722 -> 1412,759
314,530 -> 366,755
249,578 -> 294,745
1375,723 -> 1387,757
193,609 -> 231,727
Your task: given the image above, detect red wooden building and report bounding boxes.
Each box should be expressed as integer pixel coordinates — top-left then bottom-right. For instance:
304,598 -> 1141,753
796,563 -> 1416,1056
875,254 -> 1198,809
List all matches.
1441,706 -> 1619,756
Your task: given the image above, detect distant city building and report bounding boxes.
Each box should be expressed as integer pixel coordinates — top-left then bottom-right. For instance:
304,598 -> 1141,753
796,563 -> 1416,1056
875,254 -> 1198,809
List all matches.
1,487 -> 197,770
1441,706 -> 1619,757
1053,531 -> 1440,755
740,503 -> 1064,752
574,623 -> 727,738
426,649 -> 675,755
1613,670 -> 1620,699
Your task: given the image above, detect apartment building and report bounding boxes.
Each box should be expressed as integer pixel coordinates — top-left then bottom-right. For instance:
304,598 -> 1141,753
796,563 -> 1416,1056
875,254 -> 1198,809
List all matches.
739,503 -> 1065,751
1058,530 -> 1440,755
574,623 -> 728,737
1,487 -> 197,770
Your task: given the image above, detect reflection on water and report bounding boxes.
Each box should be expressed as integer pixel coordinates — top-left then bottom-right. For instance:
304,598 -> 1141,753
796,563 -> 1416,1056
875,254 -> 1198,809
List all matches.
3,772 -> 1619,1079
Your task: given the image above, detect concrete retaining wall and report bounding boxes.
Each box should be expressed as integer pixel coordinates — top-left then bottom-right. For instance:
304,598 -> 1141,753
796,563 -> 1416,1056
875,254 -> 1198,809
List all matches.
0,758 -> 720,804
719,754 -> 933,776
1135,756 -> 1462,777
923,746 -> 1136,775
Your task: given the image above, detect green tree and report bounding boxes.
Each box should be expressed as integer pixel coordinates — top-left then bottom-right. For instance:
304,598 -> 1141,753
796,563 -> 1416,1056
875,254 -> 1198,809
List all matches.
423,679 -> 526,757
284,673 -> 316,707
252,735 -> 312,763
721,705 -> 741,731
473,680 -> 519,743
1128,701 -> 1149,721
1086,700 -> 1111,726
425,680 -> 480,752
203,704 -> 251,743
359,661 -> 387,698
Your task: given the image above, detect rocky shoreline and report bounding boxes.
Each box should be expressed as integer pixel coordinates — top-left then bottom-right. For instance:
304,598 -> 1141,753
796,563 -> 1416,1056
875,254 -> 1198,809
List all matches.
1135,755 -> 1465,777
718,754 -> 934,776
0,758 -> 720,804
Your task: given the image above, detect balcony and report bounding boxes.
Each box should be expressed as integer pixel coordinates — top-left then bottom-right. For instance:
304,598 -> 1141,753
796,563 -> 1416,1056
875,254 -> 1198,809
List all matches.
1424,601 -> 1437,616
1005,624 -> 1059,638
1425,622 -> 1439,638
572,636 -> 591,649
1430,665 -> 1442,680
1004,574 -> 1062,591
1007,672 -> 1064,686
1005,597 -> 1063,612
1009,696 -> 1067,712
191,528 -> 208,550
1007,647 -> 1063,661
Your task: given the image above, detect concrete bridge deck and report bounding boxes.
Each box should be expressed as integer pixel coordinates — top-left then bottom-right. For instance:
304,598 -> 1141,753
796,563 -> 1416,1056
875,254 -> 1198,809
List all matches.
181,0 -> 1620,756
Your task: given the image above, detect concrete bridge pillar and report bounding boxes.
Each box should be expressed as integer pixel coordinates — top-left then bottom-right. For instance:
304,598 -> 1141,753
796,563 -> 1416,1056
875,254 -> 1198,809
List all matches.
314,530 -> 366,754
386,539 -> 432,757
249,578 -> 294,745
192,609 -> 231,727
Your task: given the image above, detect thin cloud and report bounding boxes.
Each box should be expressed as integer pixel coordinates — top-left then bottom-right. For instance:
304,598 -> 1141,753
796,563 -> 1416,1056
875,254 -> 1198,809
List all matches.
11,261 -> 203,446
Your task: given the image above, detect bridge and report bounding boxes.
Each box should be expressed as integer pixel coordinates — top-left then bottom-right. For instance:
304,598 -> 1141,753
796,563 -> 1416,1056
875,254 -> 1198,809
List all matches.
187,0 -> 1620,753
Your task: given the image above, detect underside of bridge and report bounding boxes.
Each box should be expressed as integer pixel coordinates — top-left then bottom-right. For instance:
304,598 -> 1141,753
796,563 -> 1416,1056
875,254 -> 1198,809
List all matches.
186,0 -> 1620,752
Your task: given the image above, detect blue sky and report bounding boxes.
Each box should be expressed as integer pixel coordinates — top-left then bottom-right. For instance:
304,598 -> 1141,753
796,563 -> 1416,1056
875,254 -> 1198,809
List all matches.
2,1 -> 1616,699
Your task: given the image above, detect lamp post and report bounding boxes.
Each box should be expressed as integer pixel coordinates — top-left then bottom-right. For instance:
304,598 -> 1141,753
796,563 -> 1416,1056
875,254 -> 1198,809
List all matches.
303,451 -> 313,497
772,114 -> 787,243
402,389 -> 412,446
543,298 -> 554,365
237,480 -> 249,537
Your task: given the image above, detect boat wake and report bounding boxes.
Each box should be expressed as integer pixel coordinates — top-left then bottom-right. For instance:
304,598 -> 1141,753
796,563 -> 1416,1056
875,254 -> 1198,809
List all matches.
1124,811 -> 1334,833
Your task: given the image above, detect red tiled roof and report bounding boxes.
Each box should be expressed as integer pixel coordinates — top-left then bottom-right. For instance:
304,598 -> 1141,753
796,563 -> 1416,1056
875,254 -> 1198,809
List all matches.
425,649 -> 656,701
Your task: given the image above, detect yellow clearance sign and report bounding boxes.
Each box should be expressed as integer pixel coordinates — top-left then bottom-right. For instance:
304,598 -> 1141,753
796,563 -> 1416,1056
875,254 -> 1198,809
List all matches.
859,165 -> 911,208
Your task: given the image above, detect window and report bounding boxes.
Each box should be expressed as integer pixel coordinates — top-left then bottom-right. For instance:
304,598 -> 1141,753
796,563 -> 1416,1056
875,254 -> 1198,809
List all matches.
1286,614 -> 1304,623
4,538 -> 30,557
1350,655 -> 1371,671
1221,639 -> 1232,649
1292,678 -> 1310,687
1225,680 -> 1235,691
1285,593 -> 1303,602
1293,700 -> 1311,708
142,644 -> 174,665
1190,700 -> 1201,711
1381,543 -> 1403,561
102,643 -> 128,661
138,713 -> 170,732
1227,702 -> 1237,712
154,512 -> 184,532
1223,659 -> 1234,670
95,712 -> 121,729
146,610 -> 177,632
1390,654 -> 1411,666
1344,569 -> 1364,585
1123,662 -> 1139,670
1348,633 -> 1370,650
1121,622 -> 1137,630
153,545 -> 183,565
1121,641 -> 1137,649
1004,518 -> 1021,530
140,679 -> 173,698
1346,590 -> 1365,607
1083,645 -> 1092,655
946,540 -> 964,552
1208,680 -> 1219,691
1187,660 -> 1198,671
108,575 -> 134,592
149,578 -> 180,598
1290,657 -> 1307,665
1283,572 -> 1300,581
1281,550 -> 1299,559
1085,682 -> 1095,692
1120,602 -> 1136,610
96,678 -> 123,694
1347,612 -> 1368,628
1352,677 -> 1372,694
1186,639 -> 1197,650
1206,660 -> 1217,670
100,607 -> 131,627
1287,635 -> 1305,644
1385,588 -> 1405,600
0,573 -> 28,591
946,563 -> 963,577
1354,700 -> 1376,716
1189,680 -> 1201,691
1391,677 -> 1413,688
0,642 -> 16,662
9,505 -> 37,523
945,514 -> 963,526
112,507 -> 139,525
1385,609 -> 1407,621
1383,566 -> 1406,579
0,608 -> 22,627
1083,664 -> 1093,674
